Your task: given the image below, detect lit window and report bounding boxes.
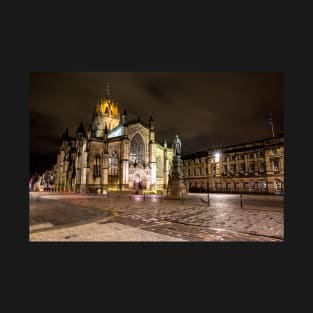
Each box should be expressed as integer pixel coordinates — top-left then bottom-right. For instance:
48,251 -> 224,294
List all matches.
130,134 -> 145,165
272,158 -> 279,173
275,180 -> 282,190
261,181 -> 267,190
109,151 -> 119,175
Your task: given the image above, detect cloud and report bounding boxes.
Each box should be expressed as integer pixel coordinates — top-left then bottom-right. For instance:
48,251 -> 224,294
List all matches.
29,72 -> 284,171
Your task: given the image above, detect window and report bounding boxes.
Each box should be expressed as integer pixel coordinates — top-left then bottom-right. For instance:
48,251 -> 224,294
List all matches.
249,162 -> 255,174
272,148 -> 277,155
93,153 -> 101,177
257,150 -> 265,158
275,180 -> 282,190
259,162 -> 265,174
249,153 -> 254,159
231,164 -> 236,174
240,163 -> 245,173
260,180 -> 267,190
212,164 -> 216,176
109,151 -> 119,175
130,134 -> 145,165
223,165 -> 228,174
250,181 -> 256,190
272,158 -> 280,173
200,167 -> 205,176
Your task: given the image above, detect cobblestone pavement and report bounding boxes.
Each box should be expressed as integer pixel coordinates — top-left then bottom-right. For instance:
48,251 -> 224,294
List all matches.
29,193 -> 284,242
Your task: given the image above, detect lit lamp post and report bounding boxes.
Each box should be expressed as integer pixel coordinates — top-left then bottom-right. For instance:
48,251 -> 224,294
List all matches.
207,176 -> 210,206
207,152 -> 211,207
214,151 -> 221,193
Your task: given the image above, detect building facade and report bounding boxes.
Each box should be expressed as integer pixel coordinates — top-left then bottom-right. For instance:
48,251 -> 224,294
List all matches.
43,84 -> 284,196
52,84 -> 173,194
182,135 -> 284,194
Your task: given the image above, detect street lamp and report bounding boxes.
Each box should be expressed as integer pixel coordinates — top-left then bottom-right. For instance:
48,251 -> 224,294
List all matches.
207,152 -> 210,207
214,152 -> 220,162
214,150 -> 222,192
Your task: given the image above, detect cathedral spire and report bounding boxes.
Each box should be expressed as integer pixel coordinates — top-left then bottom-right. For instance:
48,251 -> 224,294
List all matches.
76,121 -> 85,135
105,81 -> 110,99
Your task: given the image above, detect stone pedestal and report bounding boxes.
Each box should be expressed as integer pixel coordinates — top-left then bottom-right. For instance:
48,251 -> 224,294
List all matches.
166,155 -> 187,199
166,176 -> 186,199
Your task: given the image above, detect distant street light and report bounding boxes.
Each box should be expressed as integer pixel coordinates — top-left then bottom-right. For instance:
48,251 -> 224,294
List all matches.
214,152 -> 220,162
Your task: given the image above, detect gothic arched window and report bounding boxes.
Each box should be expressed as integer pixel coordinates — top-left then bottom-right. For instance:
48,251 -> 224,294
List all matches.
130,134 -> 145,165
93,153 -> 101,177
109,151 -> 119,175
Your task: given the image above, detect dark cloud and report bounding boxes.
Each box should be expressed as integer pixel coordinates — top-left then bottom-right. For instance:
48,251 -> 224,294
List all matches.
29,72 -> 284,173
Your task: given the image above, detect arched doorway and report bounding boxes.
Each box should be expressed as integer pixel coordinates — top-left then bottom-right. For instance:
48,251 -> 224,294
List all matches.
134,174 -> 143,191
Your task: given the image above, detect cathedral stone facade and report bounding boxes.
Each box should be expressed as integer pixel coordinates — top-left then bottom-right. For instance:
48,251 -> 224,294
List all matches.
53,84 -> 173,194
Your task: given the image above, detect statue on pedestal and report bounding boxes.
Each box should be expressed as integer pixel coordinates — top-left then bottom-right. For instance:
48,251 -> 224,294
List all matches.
172,135 -> 182,156
166,134 -> 187,199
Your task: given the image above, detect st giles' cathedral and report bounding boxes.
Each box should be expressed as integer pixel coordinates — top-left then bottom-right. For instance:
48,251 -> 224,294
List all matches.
53,83 -> 174,194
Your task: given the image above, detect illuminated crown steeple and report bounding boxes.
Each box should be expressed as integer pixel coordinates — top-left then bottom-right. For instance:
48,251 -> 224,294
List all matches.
95,81 -> 120,118
92,82 -> 121,137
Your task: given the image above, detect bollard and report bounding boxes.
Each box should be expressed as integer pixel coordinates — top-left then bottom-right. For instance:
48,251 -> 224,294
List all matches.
144,192 -> 145,202
117,194 -> 120,200
240,192 -> 243,208
207,192 -> 210,207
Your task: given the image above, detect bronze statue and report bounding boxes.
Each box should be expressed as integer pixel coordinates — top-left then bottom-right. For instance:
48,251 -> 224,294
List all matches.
172,135 -> 182,156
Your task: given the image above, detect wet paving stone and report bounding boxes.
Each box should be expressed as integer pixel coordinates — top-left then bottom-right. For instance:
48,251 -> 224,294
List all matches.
30,193 -> 284,242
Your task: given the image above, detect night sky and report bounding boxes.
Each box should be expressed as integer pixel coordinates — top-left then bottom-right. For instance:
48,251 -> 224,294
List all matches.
29,72 -> 284,174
